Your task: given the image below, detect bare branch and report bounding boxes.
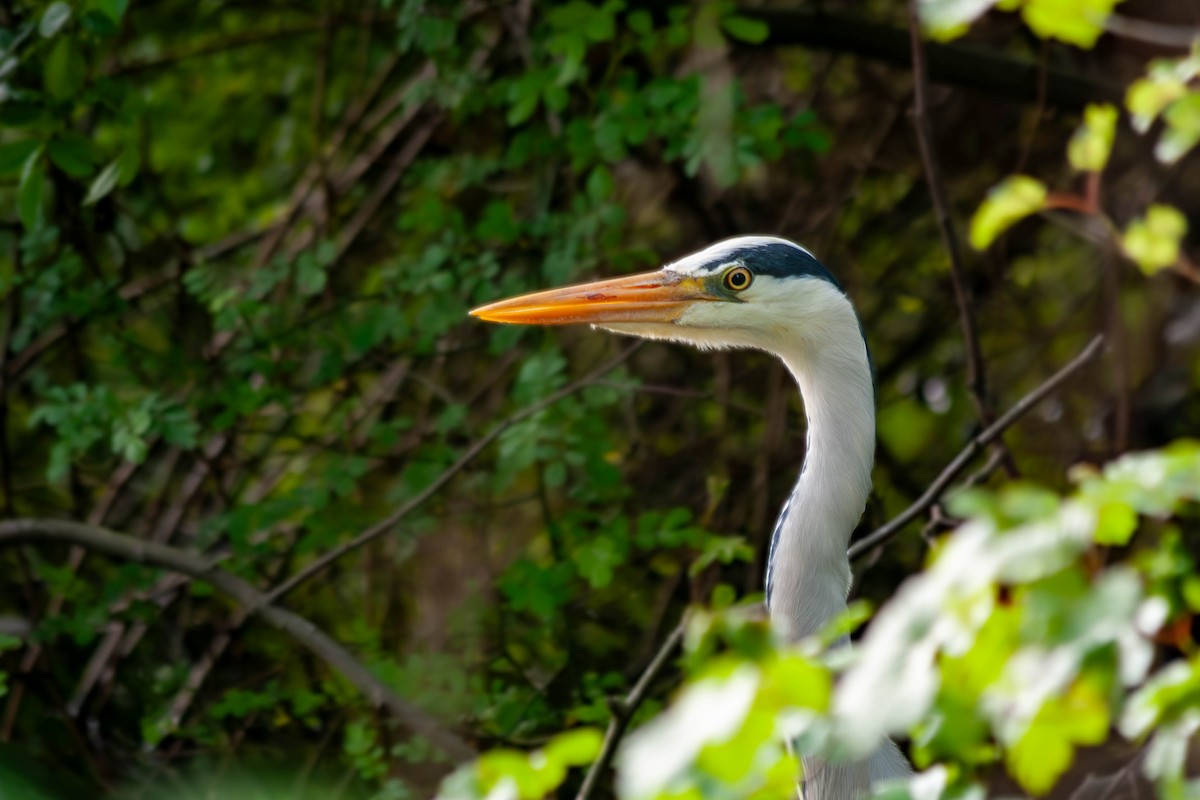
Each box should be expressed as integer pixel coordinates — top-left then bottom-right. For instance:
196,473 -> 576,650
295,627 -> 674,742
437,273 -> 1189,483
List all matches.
849,334 -> 1105,559
1106,15 -> 1200,49
575,615 -> 688,800
0,518 -> 476,762
263,342 -> 644,605
906,1 -> 1014,474
743,7 -> 1121,109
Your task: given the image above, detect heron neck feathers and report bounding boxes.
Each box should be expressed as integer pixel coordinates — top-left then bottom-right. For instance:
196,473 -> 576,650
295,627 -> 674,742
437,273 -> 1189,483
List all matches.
766,300 -> 874,642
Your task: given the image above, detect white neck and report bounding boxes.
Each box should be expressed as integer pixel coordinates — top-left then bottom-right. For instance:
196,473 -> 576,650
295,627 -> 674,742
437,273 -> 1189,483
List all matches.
766,314 -> 875,643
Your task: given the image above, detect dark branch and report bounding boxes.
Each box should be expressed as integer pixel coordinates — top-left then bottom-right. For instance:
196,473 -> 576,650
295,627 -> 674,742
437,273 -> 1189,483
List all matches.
575,615 -> 688,800
905,1 -> 1014,474
262,342 -> 644,605
743,7 -> 1121,109
849,334 -> 1105,559
0,518 -> 476,762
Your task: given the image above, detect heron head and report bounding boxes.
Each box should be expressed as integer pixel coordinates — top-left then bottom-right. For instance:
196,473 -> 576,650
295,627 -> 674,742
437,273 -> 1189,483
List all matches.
469,236 -> 853,353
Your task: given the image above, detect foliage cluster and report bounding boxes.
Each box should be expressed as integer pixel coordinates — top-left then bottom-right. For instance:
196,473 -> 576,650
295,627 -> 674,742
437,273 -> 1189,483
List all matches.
0,1 -> 1195,799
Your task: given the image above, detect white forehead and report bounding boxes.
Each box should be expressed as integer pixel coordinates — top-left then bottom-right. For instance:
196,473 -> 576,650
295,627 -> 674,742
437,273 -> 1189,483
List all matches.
664,235 -> 816,275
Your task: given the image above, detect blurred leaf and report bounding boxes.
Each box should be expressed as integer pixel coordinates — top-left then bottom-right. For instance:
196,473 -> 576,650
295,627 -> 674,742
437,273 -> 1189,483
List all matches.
720,15 -> 770,44
1122,204 -> 1187,274
1067,103 -> 1117,172
83,159 -> 121,205
1019,0 -> 1121,47
0,139 -> 42,174
48,134 -> 99,178
918,0 -> 997,41
39,2 -> 72,37
969,175 -> 1047,249
1157,91 -> 1200,163
18,152 -> 46,230
1093,501 -> 1137,545
91,0 -> 130,23
544,728 -> 603,767
1126,76 -> 1186,133
43,37 -> 86,99
116,146 -> 140,186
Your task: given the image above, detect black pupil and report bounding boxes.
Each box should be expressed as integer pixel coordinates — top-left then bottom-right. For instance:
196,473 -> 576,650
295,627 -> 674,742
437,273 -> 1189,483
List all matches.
729,270 -> 746,287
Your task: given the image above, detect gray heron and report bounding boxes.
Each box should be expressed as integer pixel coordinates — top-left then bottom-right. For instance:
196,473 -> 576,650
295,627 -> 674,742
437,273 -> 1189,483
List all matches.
471,236 -> 909,798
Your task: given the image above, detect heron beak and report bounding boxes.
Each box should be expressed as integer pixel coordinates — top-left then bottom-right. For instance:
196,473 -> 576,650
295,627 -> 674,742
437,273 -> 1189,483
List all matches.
469,270 -> 708,326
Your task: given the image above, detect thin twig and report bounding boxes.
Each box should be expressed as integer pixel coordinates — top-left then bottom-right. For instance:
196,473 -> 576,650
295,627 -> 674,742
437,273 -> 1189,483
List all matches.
849,334 -> 1104,559
263,342 -> 643,606
907,1 -> 1013,475
1105,15 -> 1200,49
575,615 -> 688,800
0,518 -> 476,762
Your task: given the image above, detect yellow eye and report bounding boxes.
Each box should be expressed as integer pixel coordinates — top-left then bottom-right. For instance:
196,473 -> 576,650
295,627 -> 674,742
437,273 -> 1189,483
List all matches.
723,266 -> 753,292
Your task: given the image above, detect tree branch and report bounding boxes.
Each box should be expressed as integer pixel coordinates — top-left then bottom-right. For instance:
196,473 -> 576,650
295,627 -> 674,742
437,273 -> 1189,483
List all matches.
906,0 -> 1015,474
575,614 -> 688,800
0,518 -> 475,762
743,7 -> 1121,109
849,334 -> 1105,559
263,342 -> 644,605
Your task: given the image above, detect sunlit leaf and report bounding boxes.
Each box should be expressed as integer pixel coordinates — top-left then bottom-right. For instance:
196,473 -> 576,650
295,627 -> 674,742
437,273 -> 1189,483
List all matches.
1126,77 -> 1186,133
544,728 -> 603,767
1092,501 -> 1137,545
1157,92 -> 1200,164
1122,204 -> 1187,274
969,175 -> 1047,249
1005,679 -> 1109,794
1020,0 -> 1123,47
1067,103 -> 1118,172
918,0 -> 997,41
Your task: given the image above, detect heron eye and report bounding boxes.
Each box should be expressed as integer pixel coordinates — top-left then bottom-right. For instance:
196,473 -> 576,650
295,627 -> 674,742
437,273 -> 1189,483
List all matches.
723,266 -> 753,292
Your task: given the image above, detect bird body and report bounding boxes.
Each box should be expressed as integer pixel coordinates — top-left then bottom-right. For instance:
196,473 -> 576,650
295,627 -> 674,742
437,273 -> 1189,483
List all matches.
472,236 -> 908,798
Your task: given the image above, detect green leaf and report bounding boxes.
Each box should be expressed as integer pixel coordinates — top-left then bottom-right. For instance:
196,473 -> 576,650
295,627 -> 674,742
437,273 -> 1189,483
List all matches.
80,9 -> 118,37
18,152 -> 46,230
91,0 -> 130,23
1157,92 -> 1200,164
968,175 -> 1047,249
1122,204 -> 1187,274
543,728 -> 602,767
0,140 -> 42,175
43,37 -> 86,100
585,164 -> 613,201
918,0 -> 998,42
720,15 -> 770,44
1006,679 -> 1109,795
763,654 -> 831,711
1126,77 -> 1186,133
1067,103 -> 1118,172
627,9 -> 653,36
295,253 -> 328,295
39,2 -> 72,38
116,146 -> 140,186
83,159 -> 121,205
1020,0 -> 1121,48
48,134 -> 100,178
1093,501 -> 1138,545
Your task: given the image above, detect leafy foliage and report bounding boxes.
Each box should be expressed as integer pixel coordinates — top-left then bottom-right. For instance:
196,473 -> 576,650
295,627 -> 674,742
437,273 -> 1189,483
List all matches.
0,0 -> 1197,798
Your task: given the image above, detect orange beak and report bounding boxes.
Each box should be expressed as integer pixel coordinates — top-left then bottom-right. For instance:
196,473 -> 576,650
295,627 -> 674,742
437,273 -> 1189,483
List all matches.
470,270 -> 710,326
